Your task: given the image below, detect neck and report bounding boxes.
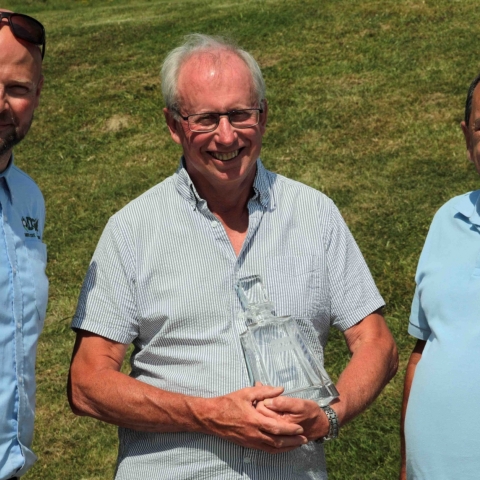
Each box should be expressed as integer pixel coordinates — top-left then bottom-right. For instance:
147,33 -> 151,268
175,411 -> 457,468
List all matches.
185,163 -> 258,257
188,166 -> 257,220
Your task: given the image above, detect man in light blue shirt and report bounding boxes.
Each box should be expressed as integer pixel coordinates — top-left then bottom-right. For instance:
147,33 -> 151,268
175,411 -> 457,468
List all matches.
401,72 -> 480,479
0,9 -> 48,480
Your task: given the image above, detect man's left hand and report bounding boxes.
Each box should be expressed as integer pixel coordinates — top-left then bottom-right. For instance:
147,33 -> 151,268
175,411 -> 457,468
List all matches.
256,396 -> 330,442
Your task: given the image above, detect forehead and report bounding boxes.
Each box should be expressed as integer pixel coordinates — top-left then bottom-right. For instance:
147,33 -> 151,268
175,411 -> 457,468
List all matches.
0,19 -> 42,75
177,50 -> 255,109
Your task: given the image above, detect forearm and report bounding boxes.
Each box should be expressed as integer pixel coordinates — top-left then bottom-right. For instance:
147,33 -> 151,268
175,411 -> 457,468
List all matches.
68,367 -> 209,433
332,316 -> 398,427
400,340 -> 425,479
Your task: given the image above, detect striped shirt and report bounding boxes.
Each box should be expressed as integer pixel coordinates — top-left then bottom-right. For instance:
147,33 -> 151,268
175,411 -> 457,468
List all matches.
72,158 -> 384,480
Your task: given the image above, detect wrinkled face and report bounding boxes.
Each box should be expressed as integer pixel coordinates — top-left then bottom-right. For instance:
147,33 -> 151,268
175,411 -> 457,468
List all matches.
0,19 -> 43,169
164,51 -> 267,191
461,84 -> 480,175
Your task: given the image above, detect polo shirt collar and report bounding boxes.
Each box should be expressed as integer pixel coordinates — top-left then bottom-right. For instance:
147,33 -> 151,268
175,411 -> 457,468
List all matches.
0,154 -> 14,204
455,190 -> 480,227
174,157 -> 271,209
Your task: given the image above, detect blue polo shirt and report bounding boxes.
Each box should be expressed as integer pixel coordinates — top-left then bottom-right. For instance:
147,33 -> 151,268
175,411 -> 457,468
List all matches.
0,157 -> 48,479
406,190 -> 480,479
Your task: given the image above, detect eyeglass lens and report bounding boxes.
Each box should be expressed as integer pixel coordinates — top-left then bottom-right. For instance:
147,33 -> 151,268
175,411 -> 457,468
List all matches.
189,110 -> 259,132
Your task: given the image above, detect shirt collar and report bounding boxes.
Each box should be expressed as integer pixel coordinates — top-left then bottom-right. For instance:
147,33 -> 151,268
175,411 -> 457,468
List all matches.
454,190 -> 480,227
0,154 -> 14,204
174,157 -> 202,208
174,157 -> 272,209
252,159 -> 271,209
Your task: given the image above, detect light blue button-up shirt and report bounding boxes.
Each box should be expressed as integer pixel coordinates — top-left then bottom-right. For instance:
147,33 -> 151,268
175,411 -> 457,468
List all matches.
0,156 -> 48,479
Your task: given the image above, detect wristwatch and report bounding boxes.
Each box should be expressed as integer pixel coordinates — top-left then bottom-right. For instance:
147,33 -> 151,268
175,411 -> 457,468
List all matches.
316,405 -> 339,443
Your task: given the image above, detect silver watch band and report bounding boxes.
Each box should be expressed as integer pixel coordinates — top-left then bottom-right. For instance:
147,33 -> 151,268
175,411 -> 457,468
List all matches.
316,405 -> 339,443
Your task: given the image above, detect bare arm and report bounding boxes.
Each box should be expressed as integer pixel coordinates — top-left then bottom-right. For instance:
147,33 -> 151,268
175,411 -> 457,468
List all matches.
257,311 -> 398,441
400,339 -> 426,480
331,311 -> 399,426
68,330 -> 308,453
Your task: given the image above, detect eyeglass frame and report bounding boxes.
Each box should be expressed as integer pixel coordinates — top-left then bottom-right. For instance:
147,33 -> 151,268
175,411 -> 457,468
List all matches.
172,107 -> 264,133
0,12 -> 46,60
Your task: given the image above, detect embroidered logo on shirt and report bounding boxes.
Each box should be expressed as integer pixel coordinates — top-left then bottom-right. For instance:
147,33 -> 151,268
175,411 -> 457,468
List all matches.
22,216 -> 40,239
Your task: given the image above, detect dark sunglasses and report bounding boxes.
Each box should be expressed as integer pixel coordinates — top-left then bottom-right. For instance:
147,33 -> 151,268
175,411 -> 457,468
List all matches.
0,12 -> 46,59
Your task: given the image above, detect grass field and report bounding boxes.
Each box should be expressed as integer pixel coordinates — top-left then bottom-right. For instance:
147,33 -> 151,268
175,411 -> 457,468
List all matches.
3,0 -> 480,478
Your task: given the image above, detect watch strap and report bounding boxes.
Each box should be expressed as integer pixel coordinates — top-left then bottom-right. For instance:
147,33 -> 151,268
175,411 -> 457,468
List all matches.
316,405 -> 339,443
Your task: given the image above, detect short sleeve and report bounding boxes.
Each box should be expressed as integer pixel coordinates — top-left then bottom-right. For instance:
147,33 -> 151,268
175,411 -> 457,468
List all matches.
326,202 -> 385,331
71,216 -> 138,344
408,284 -> 431,340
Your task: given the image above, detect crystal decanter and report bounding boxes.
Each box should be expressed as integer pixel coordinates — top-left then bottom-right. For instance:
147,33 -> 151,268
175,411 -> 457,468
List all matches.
236,275 -> 339,407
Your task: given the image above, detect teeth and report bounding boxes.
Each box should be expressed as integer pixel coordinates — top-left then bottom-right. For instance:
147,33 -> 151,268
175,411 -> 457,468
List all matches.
211,150 -> 239,161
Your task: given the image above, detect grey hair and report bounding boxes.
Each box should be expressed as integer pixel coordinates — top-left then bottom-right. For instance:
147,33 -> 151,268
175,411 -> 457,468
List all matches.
161,33 -> 266,111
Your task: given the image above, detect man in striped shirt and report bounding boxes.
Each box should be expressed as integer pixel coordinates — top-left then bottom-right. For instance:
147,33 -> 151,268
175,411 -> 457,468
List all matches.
68,34 -> 398,479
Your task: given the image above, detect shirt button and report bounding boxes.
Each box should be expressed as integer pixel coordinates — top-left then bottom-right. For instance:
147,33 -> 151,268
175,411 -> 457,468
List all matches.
243,457 -> 251,463
211,220 -> 219,227
12,267 -> 16,275
17,322 -> 21,329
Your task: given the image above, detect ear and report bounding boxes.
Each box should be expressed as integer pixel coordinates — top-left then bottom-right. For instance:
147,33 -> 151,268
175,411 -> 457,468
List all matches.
163,107 -> 183,145
258,99 -> 268,135
34,74 -> 44,109
461,120 -> 474,163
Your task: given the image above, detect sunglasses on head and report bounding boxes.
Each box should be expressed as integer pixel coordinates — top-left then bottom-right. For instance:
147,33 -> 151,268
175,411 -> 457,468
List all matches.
0,12 -> 46,59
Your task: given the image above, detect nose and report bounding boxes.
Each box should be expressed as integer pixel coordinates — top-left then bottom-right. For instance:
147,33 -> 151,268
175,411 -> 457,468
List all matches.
215,114 -> 237,145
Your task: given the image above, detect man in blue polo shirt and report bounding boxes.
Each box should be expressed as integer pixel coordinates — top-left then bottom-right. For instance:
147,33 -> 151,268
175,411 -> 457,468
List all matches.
0,9 -> 48,480
401,72 -> 480,479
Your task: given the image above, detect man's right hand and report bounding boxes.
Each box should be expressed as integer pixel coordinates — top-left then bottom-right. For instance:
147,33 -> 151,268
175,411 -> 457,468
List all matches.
197,385 -> 308,454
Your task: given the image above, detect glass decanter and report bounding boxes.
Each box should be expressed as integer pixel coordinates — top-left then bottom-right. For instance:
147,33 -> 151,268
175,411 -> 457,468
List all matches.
236,275 -> 339,407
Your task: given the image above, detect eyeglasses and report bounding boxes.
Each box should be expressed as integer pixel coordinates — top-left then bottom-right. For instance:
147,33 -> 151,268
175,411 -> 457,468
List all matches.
0,12 -> 46,60
175,108 -> 263,133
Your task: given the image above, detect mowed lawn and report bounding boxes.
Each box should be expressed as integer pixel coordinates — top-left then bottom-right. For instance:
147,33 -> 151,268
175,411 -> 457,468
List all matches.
3,0 -> 480,478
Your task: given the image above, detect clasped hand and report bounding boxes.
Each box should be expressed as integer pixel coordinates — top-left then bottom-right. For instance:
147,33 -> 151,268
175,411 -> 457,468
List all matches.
256,393 -> 329,443
205,385 -> 327,454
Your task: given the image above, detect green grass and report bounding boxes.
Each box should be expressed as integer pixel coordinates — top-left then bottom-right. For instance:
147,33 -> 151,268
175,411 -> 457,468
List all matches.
3,0 -> 480,478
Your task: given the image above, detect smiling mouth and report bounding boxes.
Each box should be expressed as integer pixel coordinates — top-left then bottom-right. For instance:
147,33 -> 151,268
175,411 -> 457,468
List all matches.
209,148 -> 242,161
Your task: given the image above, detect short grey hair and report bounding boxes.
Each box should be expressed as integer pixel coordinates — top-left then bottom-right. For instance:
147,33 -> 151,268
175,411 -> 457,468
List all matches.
161,33 -> 266,111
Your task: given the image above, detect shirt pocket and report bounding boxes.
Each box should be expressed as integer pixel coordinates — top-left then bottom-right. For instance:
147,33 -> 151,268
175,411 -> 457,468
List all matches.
25,240 -> 48,321
265,255 -> 326,321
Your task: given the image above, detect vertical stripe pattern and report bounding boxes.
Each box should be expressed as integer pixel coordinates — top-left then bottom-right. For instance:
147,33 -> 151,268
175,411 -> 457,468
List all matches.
72,158 -> 384,480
